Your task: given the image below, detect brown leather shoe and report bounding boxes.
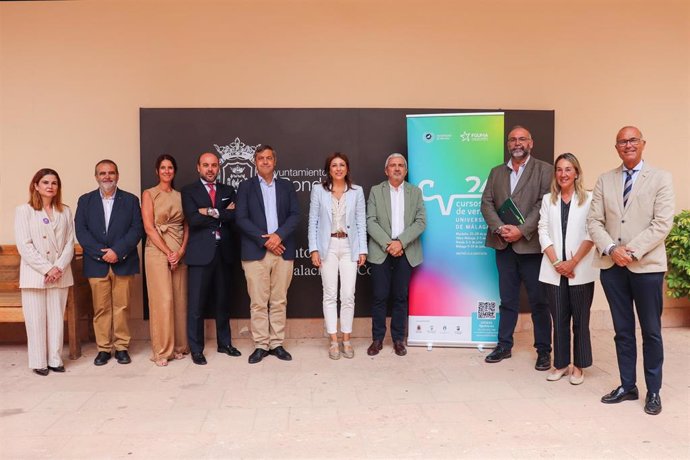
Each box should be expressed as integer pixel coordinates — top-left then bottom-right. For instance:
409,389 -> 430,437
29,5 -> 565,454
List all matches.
367,340 -> 383,356
393,341 -> 407,356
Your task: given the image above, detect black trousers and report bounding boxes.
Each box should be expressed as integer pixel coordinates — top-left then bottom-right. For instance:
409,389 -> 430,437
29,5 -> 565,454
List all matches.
495,245 -> 552,353
543,277 -> 594,369
187,246 -> 232,354
370,255 -> 413,342
601,265 -> 664,393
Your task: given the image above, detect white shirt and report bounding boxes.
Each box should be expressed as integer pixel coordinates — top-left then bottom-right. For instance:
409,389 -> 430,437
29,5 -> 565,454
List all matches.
100,189 -> 116,232
389,182 -> 405,239
622,160 -> 644,188
506,156 -> 530,193
331,194 -> 346,233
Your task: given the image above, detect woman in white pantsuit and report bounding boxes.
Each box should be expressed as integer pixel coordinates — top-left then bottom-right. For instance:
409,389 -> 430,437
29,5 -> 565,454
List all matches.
14,168 -> 74,376
309,152 -> 367,360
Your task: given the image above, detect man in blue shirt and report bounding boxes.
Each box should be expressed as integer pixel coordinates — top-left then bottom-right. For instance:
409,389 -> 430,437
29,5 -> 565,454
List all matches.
235,145 -> 300,364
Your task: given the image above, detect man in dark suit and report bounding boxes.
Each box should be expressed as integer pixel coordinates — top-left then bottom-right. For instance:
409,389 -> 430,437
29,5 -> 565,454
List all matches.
235,145 -> 300,364
181,152 -> 241,365
480,126 -> 553,370
587,126 -> 674,415
75,159 -> 143,366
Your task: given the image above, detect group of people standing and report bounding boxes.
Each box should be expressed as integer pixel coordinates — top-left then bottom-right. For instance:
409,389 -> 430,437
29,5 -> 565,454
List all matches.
14,123 -> 674,416
13,145 -> 425,372
480,125 -> 674,416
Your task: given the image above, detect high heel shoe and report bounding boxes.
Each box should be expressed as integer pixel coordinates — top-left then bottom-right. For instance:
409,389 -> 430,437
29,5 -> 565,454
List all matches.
570,368 -> 585,385
546,366 -> 570,381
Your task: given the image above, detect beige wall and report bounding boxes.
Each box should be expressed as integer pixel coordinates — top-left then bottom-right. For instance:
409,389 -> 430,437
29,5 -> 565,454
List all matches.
1,0 -> 688,320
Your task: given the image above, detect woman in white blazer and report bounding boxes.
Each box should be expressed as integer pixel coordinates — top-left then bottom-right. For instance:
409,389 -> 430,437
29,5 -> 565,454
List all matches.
538,153 -> 598,384
308,152 -> 367,359
14,169 -> 75,376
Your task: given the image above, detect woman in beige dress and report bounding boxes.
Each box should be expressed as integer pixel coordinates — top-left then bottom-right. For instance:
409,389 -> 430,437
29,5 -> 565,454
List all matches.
142,154 -> 190,366
14,168 -> 74,376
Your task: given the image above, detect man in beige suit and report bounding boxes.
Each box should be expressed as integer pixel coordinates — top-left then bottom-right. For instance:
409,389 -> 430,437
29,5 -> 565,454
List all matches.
587,126 -> 674,415
480,126 -> 553,370
366,153 -> 426,357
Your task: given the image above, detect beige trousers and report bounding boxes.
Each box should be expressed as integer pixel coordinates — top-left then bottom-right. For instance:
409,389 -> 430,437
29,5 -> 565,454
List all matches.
21,287 -> 68,369
88,268 -> 133,352
145,246 -> 189,361
242,252 -> 294,350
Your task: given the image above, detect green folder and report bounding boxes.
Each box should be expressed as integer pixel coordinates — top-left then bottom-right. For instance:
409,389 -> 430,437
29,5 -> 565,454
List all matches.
498,197 -> 525,226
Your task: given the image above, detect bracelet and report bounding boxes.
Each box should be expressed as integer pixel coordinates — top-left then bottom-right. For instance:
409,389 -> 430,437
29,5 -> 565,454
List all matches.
552,259 -> 562,266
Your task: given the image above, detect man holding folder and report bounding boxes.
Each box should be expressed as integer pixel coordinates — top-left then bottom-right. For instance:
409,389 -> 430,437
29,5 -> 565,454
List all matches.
480,126 -> 553,370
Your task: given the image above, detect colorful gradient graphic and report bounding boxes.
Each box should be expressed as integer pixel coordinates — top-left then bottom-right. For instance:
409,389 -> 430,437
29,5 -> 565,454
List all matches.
407,113 -> 503,345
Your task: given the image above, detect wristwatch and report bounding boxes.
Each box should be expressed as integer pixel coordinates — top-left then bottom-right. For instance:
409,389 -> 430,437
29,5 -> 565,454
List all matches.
206,207 -> 218,218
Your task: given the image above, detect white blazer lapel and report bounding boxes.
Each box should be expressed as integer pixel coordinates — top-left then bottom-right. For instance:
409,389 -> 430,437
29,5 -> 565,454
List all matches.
345,188 -> 356,225
41,207 -> 60,252
324,188 -> 333,224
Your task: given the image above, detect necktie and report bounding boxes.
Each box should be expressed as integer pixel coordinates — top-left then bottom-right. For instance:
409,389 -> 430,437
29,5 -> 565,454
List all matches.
623,170 -> 633,207
207,183 -> 216,206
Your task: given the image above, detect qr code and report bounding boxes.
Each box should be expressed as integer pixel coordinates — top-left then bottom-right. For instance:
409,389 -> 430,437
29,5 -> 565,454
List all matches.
477,301 -> 496,319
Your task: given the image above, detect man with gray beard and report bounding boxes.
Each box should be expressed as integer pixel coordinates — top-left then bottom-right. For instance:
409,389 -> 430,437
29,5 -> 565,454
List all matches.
480,126 -> 553,370
75,159 -> 143,366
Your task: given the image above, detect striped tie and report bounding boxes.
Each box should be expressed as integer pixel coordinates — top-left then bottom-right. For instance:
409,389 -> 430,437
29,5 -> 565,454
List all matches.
623,170 -> 633,207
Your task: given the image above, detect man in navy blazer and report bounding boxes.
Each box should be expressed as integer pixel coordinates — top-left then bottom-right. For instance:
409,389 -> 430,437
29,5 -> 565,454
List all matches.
181,152 -> 241,365
235,145 -> 300,364
75,159 -> 143,366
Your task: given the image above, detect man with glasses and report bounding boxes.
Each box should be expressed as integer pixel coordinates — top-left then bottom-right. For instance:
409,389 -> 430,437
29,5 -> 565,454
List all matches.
587,126 -> 674,415
480,126 -> 553,370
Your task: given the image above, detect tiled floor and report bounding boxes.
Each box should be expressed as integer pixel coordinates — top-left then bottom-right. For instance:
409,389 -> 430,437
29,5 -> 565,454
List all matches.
1,328 -> 688,459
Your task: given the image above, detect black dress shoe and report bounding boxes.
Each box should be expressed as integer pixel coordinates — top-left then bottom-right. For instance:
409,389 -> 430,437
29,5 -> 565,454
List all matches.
485,346 -> 511,363
367,339 -> 383,356
48,365 -> 65,373
393,341 -> 407,356
191,352 -> 207,365
33,368 -> 49,376
114,350 -> 132,364
94,351 -> 111,366
601,385 -> 639,404
644,392 -> 662,415
217,345 -> 242,357
535,351 -> 551,371
269,346 -> 292,361
248,348 -> 269,364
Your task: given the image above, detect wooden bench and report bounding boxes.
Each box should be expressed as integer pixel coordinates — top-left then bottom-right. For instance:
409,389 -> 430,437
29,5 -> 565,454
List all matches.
0,244 -> 93,359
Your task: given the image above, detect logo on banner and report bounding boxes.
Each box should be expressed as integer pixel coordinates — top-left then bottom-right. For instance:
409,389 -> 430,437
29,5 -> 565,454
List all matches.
460,131 -> 489,142
423,132 -> 434,143
214,138 -> 258,189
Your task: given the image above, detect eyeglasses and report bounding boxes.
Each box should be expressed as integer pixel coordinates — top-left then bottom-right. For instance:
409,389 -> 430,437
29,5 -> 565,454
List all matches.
616,138 -> 643,147
507,137 -> 531,144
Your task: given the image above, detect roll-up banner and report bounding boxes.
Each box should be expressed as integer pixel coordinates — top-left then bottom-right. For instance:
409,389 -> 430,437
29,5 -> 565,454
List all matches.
407,112 -> 504,348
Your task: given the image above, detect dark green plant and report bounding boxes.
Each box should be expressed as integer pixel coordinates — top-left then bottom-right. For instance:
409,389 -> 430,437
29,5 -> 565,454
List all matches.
665,209 -> 690,299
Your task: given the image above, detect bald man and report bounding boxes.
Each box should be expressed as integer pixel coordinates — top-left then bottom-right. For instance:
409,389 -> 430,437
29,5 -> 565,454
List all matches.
480,126 -> 553,371
587,126 -> 674,415
181,152 -> 241,365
